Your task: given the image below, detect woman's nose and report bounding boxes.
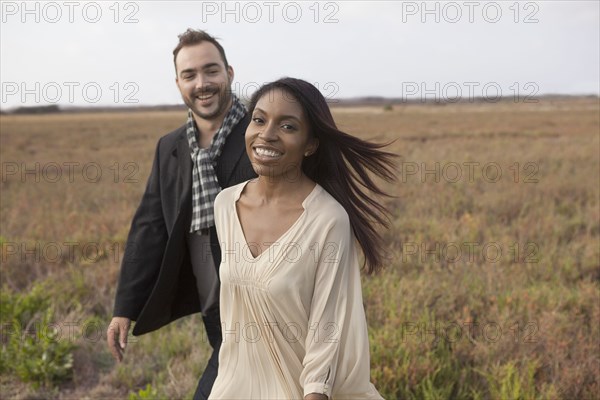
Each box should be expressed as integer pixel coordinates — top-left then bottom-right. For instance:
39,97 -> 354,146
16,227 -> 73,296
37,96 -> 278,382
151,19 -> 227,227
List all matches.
259,123 -> 278,141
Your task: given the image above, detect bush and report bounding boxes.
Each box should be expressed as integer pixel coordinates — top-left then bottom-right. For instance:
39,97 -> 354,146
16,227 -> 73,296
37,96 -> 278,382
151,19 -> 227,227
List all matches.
128,383 -> 168,400
1,284 -> 75,389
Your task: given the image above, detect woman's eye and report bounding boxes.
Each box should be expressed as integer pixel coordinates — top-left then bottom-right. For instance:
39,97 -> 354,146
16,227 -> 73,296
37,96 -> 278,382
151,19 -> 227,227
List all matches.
252,117 -> 264,124
282,124 -> 296,131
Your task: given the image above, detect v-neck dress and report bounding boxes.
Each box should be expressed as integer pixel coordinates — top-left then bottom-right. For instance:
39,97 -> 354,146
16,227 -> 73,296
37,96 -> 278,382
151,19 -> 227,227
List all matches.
209,180 -> 383,399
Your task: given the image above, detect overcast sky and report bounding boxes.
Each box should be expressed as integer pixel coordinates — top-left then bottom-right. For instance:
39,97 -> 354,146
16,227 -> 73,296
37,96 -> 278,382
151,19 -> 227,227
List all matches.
1,0 -> 598,108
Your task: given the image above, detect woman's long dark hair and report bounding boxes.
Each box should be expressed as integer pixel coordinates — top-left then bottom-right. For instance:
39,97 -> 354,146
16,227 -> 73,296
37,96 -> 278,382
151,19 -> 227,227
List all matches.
248,78 -> 397,274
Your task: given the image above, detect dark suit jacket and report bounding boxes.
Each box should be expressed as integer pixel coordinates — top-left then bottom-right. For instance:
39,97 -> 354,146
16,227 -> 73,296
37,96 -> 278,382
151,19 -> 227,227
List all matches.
113,114 -> 256,336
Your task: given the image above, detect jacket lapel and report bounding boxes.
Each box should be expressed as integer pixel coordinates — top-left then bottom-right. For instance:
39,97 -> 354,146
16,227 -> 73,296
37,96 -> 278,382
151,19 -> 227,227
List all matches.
218,114 -> 251,186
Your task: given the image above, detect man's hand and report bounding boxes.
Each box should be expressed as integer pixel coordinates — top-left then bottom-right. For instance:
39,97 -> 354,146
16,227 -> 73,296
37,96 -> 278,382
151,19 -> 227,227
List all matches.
107,317 -> 131,362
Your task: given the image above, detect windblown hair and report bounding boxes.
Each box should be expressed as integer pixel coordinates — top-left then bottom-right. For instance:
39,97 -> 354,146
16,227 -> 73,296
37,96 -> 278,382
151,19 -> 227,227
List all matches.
172,28 -> 229,72
248,78 -> 398,274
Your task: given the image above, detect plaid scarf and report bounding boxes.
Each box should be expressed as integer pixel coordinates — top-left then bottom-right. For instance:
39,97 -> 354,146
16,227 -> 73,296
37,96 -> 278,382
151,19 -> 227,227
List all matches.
187,95 -> 246,233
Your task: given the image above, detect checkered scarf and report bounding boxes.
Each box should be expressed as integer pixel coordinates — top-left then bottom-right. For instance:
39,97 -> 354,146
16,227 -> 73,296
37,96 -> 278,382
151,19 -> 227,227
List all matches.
187,95 -> 246,232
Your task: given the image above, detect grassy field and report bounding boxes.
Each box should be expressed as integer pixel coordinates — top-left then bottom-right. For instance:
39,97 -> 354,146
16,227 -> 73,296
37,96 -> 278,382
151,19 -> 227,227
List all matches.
1,97 -> 598,399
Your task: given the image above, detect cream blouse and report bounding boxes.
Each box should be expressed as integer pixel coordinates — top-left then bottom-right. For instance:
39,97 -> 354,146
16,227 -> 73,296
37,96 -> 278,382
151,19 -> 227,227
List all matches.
208,180 -> 383,399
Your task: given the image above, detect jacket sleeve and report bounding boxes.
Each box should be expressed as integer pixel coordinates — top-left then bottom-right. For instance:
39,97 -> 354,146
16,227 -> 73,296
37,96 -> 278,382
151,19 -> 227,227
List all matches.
113,138 -> 169,320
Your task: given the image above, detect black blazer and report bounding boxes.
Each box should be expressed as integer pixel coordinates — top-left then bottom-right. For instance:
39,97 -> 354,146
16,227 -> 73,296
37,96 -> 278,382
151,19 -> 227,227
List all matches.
113,114 -> 256,335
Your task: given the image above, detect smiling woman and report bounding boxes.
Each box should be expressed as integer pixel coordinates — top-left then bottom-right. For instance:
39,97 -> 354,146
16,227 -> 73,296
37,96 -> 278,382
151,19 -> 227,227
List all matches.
245,88 -> 319,190
209,78 -> 397,399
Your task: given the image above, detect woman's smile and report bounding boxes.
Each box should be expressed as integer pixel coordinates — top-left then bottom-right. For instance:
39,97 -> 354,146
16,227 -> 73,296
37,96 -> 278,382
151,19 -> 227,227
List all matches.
252,145 -> 284,161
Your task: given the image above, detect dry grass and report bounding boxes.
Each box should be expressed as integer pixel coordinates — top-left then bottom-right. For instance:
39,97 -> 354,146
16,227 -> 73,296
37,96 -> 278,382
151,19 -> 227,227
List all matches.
1,97 -> 598,399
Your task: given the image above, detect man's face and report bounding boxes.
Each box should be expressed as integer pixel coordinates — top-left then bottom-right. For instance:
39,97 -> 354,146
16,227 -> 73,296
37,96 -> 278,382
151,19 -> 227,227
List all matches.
175,42 -> 234,121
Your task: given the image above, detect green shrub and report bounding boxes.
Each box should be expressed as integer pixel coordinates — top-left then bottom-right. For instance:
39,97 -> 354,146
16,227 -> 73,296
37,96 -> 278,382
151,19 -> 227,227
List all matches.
1,284 -> 75,389
478,360 -> 540,400
128,383 -> 168,400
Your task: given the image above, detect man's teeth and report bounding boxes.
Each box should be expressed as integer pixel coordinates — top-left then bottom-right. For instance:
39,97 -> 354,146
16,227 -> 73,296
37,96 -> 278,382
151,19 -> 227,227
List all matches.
197,93 -> 215,100
255,148 -> 282,157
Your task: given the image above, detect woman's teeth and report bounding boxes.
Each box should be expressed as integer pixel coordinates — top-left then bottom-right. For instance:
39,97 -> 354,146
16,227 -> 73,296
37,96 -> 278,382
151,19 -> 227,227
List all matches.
255,147 -> 282,158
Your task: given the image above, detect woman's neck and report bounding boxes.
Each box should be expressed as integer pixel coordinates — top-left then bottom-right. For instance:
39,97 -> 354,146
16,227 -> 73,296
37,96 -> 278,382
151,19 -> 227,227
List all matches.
250,174 -> 315,205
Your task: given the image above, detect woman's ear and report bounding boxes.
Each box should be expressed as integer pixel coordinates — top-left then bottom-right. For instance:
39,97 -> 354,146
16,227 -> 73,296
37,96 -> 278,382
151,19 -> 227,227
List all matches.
305,138 -> 319,157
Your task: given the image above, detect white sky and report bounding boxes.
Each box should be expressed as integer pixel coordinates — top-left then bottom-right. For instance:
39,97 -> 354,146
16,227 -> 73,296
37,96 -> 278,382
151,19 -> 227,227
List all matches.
1,0 -> 598,108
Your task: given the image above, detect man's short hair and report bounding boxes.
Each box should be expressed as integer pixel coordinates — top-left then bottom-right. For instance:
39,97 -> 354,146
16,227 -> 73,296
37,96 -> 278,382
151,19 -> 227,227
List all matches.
173,29 -> 229,72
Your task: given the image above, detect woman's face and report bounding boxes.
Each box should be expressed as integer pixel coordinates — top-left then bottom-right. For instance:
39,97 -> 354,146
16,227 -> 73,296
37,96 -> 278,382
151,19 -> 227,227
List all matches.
246,88 -> 318,182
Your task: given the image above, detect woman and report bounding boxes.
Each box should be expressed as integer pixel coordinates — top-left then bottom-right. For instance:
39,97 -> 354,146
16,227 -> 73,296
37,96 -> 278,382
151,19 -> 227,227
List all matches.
209,78 -> 396,399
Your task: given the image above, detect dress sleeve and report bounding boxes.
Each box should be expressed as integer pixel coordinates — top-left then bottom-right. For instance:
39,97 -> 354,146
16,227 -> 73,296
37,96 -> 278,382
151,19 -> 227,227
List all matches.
213,188 -> 228,243
300,208 -> 374,398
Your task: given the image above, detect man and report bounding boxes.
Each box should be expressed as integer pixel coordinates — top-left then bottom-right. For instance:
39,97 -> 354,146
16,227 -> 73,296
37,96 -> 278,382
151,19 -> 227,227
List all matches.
107,29 -> 256,399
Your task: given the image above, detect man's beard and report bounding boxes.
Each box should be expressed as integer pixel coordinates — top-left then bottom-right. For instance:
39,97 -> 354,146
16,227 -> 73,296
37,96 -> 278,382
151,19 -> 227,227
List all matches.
186,84 -> 233,120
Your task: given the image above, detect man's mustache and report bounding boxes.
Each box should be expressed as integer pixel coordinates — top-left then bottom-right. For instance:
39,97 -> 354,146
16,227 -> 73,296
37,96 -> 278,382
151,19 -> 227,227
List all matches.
193,85 -> 222,97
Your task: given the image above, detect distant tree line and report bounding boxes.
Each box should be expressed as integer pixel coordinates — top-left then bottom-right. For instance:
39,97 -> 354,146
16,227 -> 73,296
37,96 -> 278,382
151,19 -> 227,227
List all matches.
10,105 -> 61,114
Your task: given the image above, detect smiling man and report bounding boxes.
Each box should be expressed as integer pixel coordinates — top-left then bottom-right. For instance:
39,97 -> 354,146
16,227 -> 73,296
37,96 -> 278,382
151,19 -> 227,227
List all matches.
107,29 -> 256,400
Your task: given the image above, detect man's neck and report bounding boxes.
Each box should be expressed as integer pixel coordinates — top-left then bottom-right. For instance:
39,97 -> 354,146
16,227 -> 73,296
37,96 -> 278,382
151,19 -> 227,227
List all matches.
192,99 -> 233,148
